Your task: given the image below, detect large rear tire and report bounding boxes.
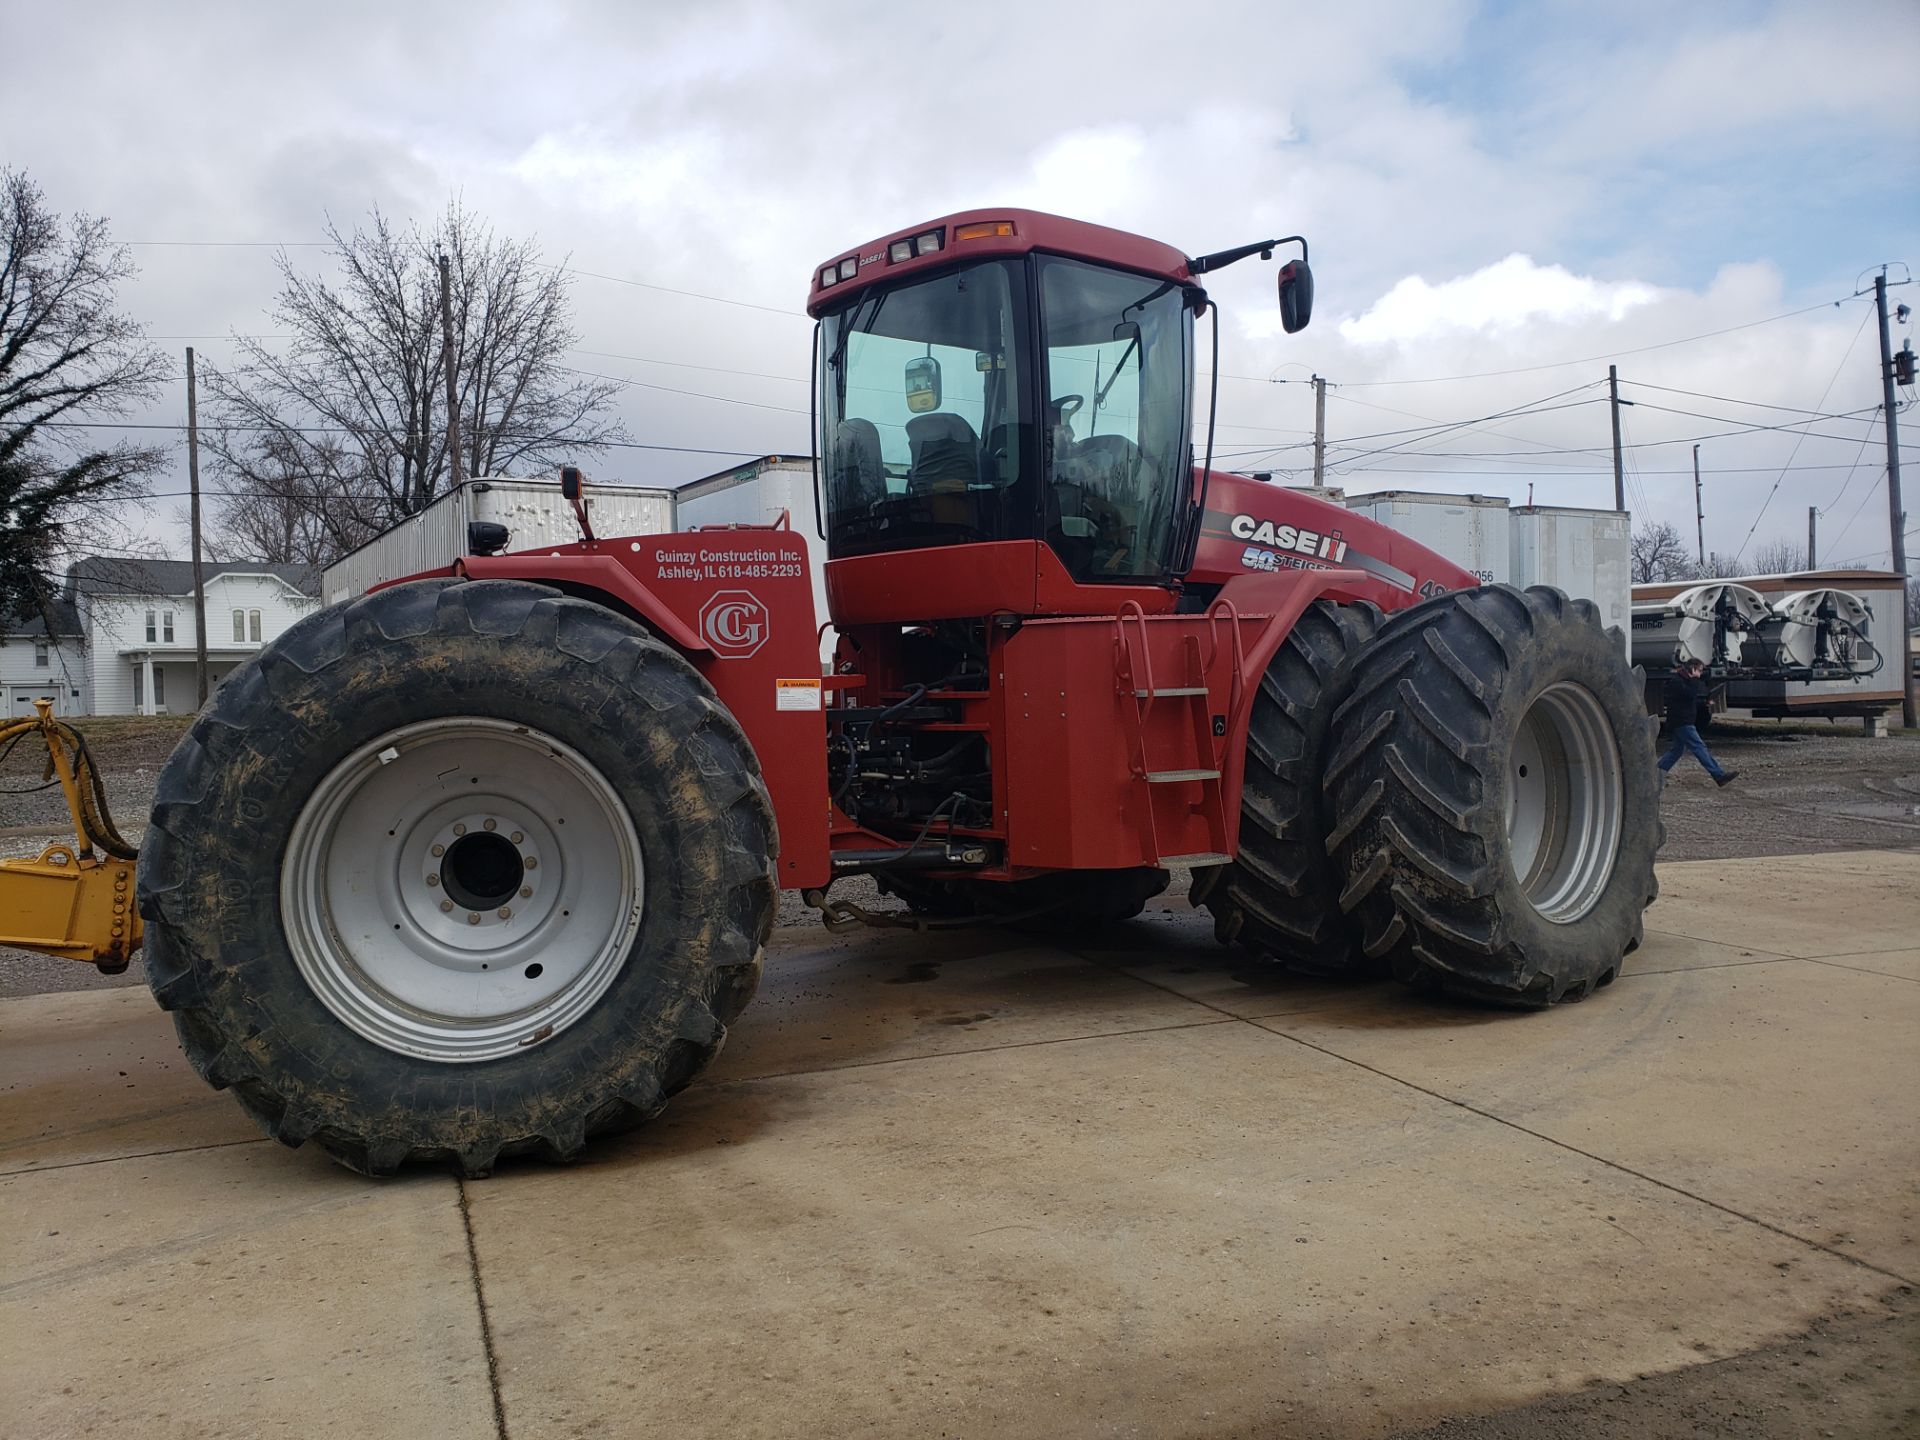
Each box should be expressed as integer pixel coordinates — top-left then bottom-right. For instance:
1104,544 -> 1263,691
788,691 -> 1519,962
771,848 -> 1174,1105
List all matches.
1194,599 -> 1380,974
1323,585 -> 1660,1007
137,579 -> 776,1176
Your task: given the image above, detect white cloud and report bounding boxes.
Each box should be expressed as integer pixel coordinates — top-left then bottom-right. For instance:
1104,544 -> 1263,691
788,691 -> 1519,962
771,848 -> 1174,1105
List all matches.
1339,256 -> 1661,346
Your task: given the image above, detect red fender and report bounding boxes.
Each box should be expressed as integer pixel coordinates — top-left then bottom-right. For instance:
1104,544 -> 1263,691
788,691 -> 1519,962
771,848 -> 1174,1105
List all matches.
1211,567 -> 1370,846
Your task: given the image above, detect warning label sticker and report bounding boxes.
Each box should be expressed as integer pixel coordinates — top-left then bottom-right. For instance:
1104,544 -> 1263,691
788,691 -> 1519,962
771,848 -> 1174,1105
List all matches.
775,678 -> 822,712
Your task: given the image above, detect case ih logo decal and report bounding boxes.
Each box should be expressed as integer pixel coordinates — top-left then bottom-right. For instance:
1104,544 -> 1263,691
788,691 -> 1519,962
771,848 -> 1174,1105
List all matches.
699,591 -> 770,658
1229,513 -> 1349,563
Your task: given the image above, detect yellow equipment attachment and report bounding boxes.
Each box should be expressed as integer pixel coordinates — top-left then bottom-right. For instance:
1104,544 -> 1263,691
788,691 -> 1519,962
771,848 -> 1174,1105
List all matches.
0,700 -> 142,973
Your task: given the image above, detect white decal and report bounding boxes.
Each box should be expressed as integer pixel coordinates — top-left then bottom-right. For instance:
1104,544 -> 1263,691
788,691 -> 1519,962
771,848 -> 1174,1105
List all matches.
775,678 -> 822,711
699,590 -> 770,659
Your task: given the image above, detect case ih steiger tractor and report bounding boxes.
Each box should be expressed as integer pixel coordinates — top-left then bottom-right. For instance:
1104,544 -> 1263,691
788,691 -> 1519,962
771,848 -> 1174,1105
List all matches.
5,210 -> 1660,1175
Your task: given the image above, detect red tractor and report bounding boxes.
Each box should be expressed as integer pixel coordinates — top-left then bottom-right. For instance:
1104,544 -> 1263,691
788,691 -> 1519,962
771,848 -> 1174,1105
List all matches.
135,210 -> 1660,1175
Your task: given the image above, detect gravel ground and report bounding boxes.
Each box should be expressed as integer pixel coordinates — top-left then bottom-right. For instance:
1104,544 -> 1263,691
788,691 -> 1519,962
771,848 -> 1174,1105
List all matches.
1388,1286 -> 1917,1439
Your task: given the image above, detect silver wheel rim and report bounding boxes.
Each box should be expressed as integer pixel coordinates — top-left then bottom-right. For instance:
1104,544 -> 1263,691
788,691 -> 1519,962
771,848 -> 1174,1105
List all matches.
281,718 -> 643,1063
1505,682 -> 1623,924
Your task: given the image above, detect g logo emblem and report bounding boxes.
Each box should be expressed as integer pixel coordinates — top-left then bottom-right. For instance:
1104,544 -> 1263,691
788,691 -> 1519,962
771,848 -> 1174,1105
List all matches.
699,590 -> 770,659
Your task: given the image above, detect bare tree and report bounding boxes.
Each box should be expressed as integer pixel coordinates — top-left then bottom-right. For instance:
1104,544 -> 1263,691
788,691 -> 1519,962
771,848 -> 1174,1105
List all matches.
1630,521 -> 1696,583
0,170 -> 169,626
1747,538 -> 1809,576
202,200 -> 626,565
1697,550 -> 1747,579
199,433 -> 374,567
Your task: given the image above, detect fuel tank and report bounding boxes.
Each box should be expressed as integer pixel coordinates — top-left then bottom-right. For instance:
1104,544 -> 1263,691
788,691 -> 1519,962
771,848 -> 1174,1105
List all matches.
1189,473 -> 1477,610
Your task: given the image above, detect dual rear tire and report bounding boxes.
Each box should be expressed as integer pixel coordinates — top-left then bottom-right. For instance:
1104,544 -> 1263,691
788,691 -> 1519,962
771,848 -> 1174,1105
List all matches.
1204,585 -> 1661,1007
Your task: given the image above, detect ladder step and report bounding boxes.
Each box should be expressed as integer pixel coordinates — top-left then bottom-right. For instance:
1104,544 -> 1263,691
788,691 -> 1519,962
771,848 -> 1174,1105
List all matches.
1159,851 -> 1231,867
1132,686 -> 1209,697
1143,768 -> 1221,783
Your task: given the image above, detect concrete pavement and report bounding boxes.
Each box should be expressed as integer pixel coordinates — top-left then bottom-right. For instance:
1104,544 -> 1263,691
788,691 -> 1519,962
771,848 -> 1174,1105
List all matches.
3,850 -> 1916,1438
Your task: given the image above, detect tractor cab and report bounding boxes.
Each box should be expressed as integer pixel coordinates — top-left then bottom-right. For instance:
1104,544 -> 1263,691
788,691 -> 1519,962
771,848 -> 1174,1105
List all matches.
809,210 -> 1310,610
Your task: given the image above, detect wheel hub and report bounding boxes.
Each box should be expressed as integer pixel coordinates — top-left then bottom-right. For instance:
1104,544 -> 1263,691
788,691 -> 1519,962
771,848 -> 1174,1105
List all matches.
1505,682 -> 1624,924
440,830 -> 525,912
281,717 -> 644,1062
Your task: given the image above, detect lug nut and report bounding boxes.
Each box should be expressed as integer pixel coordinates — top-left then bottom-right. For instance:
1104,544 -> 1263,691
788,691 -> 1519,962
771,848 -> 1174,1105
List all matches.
519,886 -> 533,899
440,900 -> 454,913
484,818 -> 497,832
497,907 -> 512,919
467,913 -> 481,925
426,874 -> 440,887
431,843 -> 445,857
510,831 -> 524,844
524,856 -> 538,870
453,823 -> 467,836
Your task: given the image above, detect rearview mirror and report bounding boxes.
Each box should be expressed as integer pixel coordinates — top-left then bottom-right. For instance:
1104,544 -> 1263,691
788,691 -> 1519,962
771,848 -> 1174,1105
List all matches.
1277,260 -> 1314,334
560,465 -> 583,500
905,355 -> 942,413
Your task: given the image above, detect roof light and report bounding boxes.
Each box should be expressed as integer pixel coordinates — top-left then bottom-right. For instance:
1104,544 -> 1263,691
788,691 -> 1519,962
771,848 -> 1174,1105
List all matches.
914,230 -> 944,254
838,257 -> 859,281
889,239 -> 914,263
819,266 -> 838,288
954,221 -> 1013,241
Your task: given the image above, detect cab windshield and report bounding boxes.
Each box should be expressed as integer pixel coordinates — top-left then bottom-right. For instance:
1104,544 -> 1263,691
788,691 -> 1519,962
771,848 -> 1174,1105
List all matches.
818,255 -> 1193,581
819,260 -> 1034,558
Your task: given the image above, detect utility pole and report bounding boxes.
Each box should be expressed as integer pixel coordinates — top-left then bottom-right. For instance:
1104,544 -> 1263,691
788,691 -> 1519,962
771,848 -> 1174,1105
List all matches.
1608,365 -> 1627,512
185,346 -> 209,707
1807,506 -> 1818,570
438,253 -> 464,490
1873,271 -> 1914,728
1311,374 -> 1327,488
1692,444 -> 1705,568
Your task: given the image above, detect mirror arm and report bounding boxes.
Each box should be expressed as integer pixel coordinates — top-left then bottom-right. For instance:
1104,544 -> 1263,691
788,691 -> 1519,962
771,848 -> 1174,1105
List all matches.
1187,236 -> 1308,275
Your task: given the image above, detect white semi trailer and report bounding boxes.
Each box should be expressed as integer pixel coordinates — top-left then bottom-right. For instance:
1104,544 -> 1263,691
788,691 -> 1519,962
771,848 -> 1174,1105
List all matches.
321,477 -> 676,606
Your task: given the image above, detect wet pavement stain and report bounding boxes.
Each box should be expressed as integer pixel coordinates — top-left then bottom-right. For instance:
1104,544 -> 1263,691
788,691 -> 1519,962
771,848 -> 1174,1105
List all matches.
884,962 -> 941,985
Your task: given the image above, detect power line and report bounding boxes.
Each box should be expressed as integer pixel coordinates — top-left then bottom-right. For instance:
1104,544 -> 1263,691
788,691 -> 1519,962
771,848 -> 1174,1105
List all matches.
1329,300 -> 1851,388
1619,380 -> 1883,422
1733,305 -> 1876,562
553,363 -> 810,417
32,419 -> 775,458
1329,387 -> 1607,471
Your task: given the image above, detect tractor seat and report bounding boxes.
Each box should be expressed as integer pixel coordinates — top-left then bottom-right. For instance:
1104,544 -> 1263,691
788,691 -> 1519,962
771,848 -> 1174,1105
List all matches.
906,413 -> 980,494
831,418 -> 887,512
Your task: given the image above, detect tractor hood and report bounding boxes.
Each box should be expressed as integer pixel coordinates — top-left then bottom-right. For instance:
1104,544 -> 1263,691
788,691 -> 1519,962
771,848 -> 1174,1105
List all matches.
1188,474 -> 1479,609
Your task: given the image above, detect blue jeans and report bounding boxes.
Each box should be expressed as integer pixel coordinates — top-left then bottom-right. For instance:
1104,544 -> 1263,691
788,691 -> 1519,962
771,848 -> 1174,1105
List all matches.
1659,724 -> 1726,780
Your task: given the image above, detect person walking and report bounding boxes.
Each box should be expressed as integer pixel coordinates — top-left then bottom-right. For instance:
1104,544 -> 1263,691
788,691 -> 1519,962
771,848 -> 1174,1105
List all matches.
1659,658 -> 1737,787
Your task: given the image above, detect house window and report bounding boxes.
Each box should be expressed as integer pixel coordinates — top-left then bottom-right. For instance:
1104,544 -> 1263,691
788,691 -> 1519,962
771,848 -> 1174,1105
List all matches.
249,610 -> 262,642
145,610 -> 157,643
232,609 -> 245,643
163,611 -> 175,643
34,640 -> 49,668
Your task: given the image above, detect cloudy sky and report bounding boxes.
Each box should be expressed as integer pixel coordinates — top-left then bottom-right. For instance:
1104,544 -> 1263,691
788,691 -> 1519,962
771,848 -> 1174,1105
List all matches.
8,0 -> 1918,568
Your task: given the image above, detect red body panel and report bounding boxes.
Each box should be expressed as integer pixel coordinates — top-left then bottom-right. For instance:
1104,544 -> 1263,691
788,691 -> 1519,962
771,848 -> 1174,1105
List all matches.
412,531 -> 833,889
825,540 -> 1177,627
997,569 -> 1360,868
1190,472 -> 1478,605
808,208 -> 1193,316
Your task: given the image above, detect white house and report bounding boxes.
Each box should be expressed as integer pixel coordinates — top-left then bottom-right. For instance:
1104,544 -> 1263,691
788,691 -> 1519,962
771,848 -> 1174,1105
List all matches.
1,596 -> 88,718
61,558 -> 322,716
